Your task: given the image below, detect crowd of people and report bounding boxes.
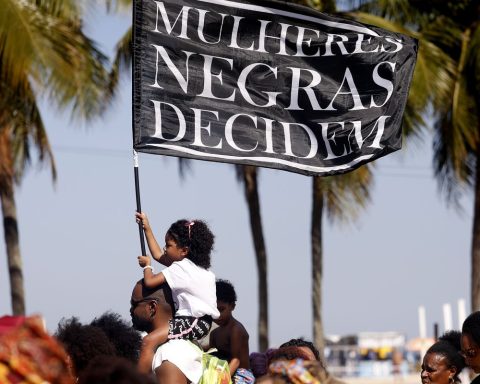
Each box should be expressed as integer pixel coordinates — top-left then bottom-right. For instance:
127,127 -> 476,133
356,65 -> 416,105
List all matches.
1,215 -> 480,384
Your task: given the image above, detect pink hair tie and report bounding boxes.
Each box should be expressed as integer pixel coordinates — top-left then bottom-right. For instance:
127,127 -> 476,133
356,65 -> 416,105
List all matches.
185,221 -> 195,239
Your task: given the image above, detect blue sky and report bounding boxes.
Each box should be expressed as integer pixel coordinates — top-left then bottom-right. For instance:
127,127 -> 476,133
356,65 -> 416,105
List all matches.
0,3 -> 471,351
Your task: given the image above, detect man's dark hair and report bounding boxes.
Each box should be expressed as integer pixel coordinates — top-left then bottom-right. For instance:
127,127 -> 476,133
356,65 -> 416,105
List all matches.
90,311 -> 142,363
463,311 -> 480,345
139,279 -> 175,315
427,331 -> 466,383
55,317 -> 116,375
168,219 -> 214,269
216,279 -> 237,304
280,338 -> 320,361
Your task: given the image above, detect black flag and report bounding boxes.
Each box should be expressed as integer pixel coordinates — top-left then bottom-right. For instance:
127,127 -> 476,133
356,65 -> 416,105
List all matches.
133,0 -> 418,176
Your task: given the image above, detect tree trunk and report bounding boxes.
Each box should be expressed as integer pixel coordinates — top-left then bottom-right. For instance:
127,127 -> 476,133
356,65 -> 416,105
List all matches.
0,126 -> 25,315
311,176 -> 325,360
242,165 -> 269,351
1,179 -> 25,315
471,146 -> 480,311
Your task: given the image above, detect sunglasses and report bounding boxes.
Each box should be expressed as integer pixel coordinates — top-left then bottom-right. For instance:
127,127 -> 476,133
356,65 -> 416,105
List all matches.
461,348 -> 478,359
130,297 -> 158,309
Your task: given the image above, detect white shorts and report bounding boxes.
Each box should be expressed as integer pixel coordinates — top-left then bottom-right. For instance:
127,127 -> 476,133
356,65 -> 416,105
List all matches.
151,339 -> 203,384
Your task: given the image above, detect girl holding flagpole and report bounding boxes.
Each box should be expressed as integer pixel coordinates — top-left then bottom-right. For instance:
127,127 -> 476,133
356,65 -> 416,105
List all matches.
135,212 -> 219,373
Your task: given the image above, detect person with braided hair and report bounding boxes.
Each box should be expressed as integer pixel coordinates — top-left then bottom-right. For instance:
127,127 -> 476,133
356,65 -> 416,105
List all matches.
135,212 -> 220,374
421,331 -> 466,384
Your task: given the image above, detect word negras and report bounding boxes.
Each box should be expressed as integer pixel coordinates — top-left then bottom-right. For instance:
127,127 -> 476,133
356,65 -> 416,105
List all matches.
138,0 -> 409,164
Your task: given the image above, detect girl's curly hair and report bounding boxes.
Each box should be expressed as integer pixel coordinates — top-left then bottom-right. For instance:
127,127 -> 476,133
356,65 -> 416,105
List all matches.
167,219 -> 214,269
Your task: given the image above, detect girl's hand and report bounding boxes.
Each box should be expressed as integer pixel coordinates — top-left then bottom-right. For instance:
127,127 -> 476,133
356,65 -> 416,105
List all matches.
138,255 -> 151,267
135,212 -> 151,231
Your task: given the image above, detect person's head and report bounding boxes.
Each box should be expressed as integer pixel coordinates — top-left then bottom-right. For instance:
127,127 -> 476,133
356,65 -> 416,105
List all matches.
0,316 -> 74,384
462,311 -> 480,373
130,279 -> 175,333
279,338 -> 320,361
166,219 -> 214,269
250,346 -> 324,379
269,346 -> 324,369
78,355 -> 155,384
214,279 -> 237,326
55,317 -> 117,377
90,311 -> 142,363
256,358 -> 323,384
421,331 -> 466,384
250,350 -> 274,378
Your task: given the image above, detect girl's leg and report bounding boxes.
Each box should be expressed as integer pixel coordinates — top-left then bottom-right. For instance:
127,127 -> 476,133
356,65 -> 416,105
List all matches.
138,325 -> 169,374
169,316 -> 212,340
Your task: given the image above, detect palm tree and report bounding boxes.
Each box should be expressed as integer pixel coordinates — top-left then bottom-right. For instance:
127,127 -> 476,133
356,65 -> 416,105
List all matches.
311,167 -> 373,358
0,0 -> 110,314
347,0 -> 480,310
235,165 -> 269,351
285,0 -> 375,359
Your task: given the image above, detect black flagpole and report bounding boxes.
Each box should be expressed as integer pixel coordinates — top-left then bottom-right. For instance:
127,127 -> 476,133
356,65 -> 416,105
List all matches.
134,150 -> 147,256
132,1 -> 146,256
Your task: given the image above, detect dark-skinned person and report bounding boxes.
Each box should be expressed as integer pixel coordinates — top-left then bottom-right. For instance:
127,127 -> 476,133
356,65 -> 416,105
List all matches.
255,346 -> 325,384
0,316 -> 75,384
461,311 -> 480,383
208,279 -> 253,384
278,338 -> 346,384
135,213 -> 219,373
130,278 -> 204,384
90,311 -> 143,363
421,331 -> 466,384
55,317 -> 117,379
78,356 -> 155,384
280,339 -> 319,362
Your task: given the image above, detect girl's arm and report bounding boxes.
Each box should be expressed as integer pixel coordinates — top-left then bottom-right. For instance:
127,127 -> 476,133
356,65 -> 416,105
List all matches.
136,212 -> 163,262
138,256 -> 167,288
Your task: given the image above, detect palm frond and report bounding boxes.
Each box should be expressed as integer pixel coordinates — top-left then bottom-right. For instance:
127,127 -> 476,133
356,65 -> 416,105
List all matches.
1,1 -> 111,120
106,0 -> 131,13
35,0 -> 81,19
177,158 -> 193,180
106,26 -> 132,102
0,0 -> 42,90
433,23 -> 480,203
421,16 -> 463,56
43,25 -> 111,120
349,12 -> 455,140
319,164 -> 373,223
466,24 -> 480,102
0,78 -> 56,183
353,0 -> 429,28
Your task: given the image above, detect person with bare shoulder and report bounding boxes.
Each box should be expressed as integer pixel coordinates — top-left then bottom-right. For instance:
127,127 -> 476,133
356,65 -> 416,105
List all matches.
130,279 -> 204,384
208,279 -> 254,384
